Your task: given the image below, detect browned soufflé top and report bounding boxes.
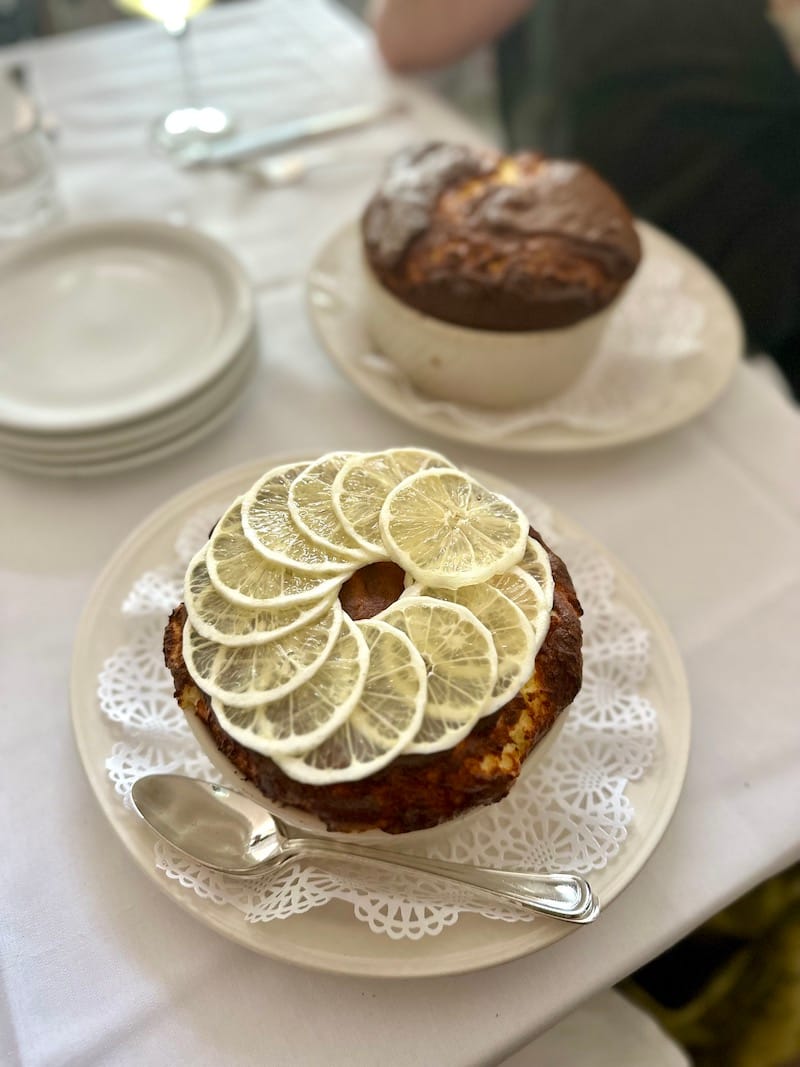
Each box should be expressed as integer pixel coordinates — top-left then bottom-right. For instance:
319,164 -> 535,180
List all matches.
362,142 -> 642,330
164,532 -> 583,836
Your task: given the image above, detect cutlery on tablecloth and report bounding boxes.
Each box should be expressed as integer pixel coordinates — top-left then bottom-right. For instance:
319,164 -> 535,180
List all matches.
240,145 -> 387,187
175,99 -> 406,169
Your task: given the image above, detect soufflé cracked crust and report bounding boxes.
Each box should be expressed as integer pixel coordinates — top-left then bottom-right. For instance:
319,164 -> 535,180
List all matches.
163,450 -> 582,834
361,141 -> 641,331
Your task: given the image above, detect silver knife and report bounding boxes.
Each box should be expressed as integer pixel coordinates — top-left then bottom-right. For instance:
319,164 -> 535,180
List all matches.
177,99 -> 405,169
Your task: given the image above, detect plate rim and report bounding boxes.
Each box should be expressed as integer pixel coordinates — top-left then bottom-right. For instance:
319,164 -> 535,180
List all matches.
0,218 -> 255,434
70,455 -> 691,977
0,327 -> 258,451
0,378 -> 251,479
306,219 -> 744,453
0,330 -> 258,466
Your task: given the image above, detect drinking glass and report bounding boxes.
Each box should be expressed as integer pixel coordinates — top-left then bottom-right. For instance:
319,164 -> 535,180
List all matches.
0,123 -> 62,240
115,0 -> 234,155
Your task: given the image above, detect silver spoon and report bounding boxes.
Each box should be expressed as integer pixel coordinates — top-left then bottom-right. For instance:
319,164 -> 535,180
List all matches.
131,774 -> 600,924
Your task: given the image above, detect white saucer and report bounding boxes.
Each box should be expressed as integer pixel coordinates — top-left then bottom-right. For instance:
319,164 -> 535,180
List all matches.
307,221 -> 744,453
0,219 -> 254,434
71,457 -> 691,978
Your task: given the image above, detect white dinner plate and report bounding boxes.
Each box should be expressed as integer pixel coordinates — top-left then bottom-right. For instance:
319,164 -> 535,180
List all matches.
306,221 -> 743,453
71,458 -> 691,978
0,330 -> 258,463
0,219 -> 254,433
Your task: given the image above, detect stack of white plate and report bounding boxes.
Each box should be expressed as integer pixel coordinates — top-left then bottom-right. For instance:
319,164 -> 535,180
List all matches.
0,220 -> 256,477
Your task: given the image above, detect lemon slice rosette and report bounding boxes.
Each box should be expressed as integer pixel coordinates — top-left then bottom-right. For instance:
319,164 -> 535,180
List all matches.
184,549 -> 336,646
489,566 -> 551,655
287,451 -> 380,562
407,581 -> 537,715
376,596 -> 498,754
379,469 -> 528,589
331,446 -> 453,555
169,449 -> 569,833
206,500 -> 345,608
183,600 -> 343,707
272,619 -> 426,784
241,463 -> 354,574
210,615 -> 369,757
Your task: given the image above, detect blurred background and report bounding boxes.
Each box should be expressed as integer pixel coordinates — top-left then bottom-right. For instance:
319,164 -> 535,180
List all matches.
2,0 -> 502,136
2,1 -> 799,1062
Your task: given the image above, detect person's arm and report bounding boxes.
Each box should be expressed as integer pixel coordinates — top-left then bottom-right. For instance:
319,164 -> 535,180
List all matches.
368,0 -> 535,72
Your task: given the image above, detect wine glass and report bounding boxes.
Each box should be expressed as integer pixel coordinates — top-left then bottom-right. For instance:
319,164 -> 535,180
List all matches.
115,0 -> 233,156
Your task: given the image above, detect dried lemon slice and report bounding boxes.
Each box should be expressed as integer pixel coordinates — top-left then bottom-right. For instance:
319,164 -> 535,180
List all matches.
241,463 -> 354,574
331,446 -> 453,555
377,596 -> 498,754
287,451 -> 377,562
272,619 -> 426,784
184,549 -> 336,647
210,615 -> 369,756
408,581 -> 537,715
182,599 -> 343,707
520,536 -> 554,609
206,500 -> 345,608
379,469 -> 528,589
489,567 -> 551,655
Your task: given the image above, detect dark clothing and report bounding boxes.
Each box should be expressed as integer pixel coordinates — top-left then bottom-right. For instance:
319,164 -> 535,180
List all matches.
0,0 -> 39,43
497,0 -> 800,395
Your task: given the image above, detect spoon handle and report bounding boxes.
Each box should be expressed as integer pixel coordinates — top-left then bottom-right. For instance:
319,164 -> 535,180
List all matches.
280,837 -> 599,923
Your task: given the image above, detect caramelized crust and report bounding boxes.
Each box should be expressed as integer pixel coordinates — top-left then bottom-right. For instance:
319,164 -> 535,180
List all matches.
362,142 -> 641,330
164,531 -> 583,835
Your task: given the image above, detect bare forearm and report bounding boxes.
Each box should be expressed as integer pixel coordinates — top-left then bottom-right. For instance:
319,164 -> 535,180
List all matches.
368,0 -> 535,71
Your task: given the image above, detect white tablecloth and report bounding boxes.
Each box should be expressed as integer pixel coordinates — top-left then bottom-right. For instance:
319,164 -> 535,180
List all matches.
1,2 -> 799,1064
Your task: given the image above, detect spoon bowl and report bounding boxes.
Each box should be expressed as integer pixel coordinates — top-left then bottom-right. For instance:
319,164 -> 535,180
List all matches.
131,774 -> 600,924
132,772 -> 282,874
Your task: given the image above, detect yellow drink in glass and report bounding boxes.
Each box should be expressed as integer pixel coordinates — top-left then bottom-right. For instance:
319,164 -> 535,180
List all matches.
116,0 -> 232,155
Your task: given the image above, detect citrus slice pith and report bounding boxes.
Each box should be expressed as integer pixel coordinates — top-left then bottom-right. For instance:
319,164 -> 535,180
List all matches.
488,566 -> 551,656
184,549 -> 336,647
205,499 -> 345,609
520,536 -> 555,609
182,599 -> 343,707
331,446 -> 453,555
377,595 -> 498,755
210,615 -> 369,756
272,618 -> 426,784
241,463 -> 354,574
379,469 -> 528,589
408,581 -> 537,715
287,451 -> 377,562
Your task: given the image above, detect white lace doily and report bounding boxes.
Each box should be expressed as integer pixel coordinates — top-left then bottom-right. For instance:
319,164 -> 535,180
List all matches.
99,494 -> 659,940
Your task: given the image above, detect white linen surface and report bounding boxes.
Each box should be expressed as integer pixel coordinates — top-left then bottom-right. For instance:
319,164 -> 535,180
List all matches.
499,990 -> 689,1067
1,2 -> 799,1065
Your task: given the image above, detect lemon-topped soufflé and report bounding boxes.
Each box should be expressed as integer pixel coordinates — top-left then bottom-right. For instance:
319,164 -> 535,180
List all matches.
164,448 -> 583,833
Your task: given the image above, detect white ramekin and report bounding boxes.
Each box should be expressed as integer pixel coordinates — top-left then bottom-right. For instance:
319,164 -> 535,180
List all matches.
363,262 -> 615,409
